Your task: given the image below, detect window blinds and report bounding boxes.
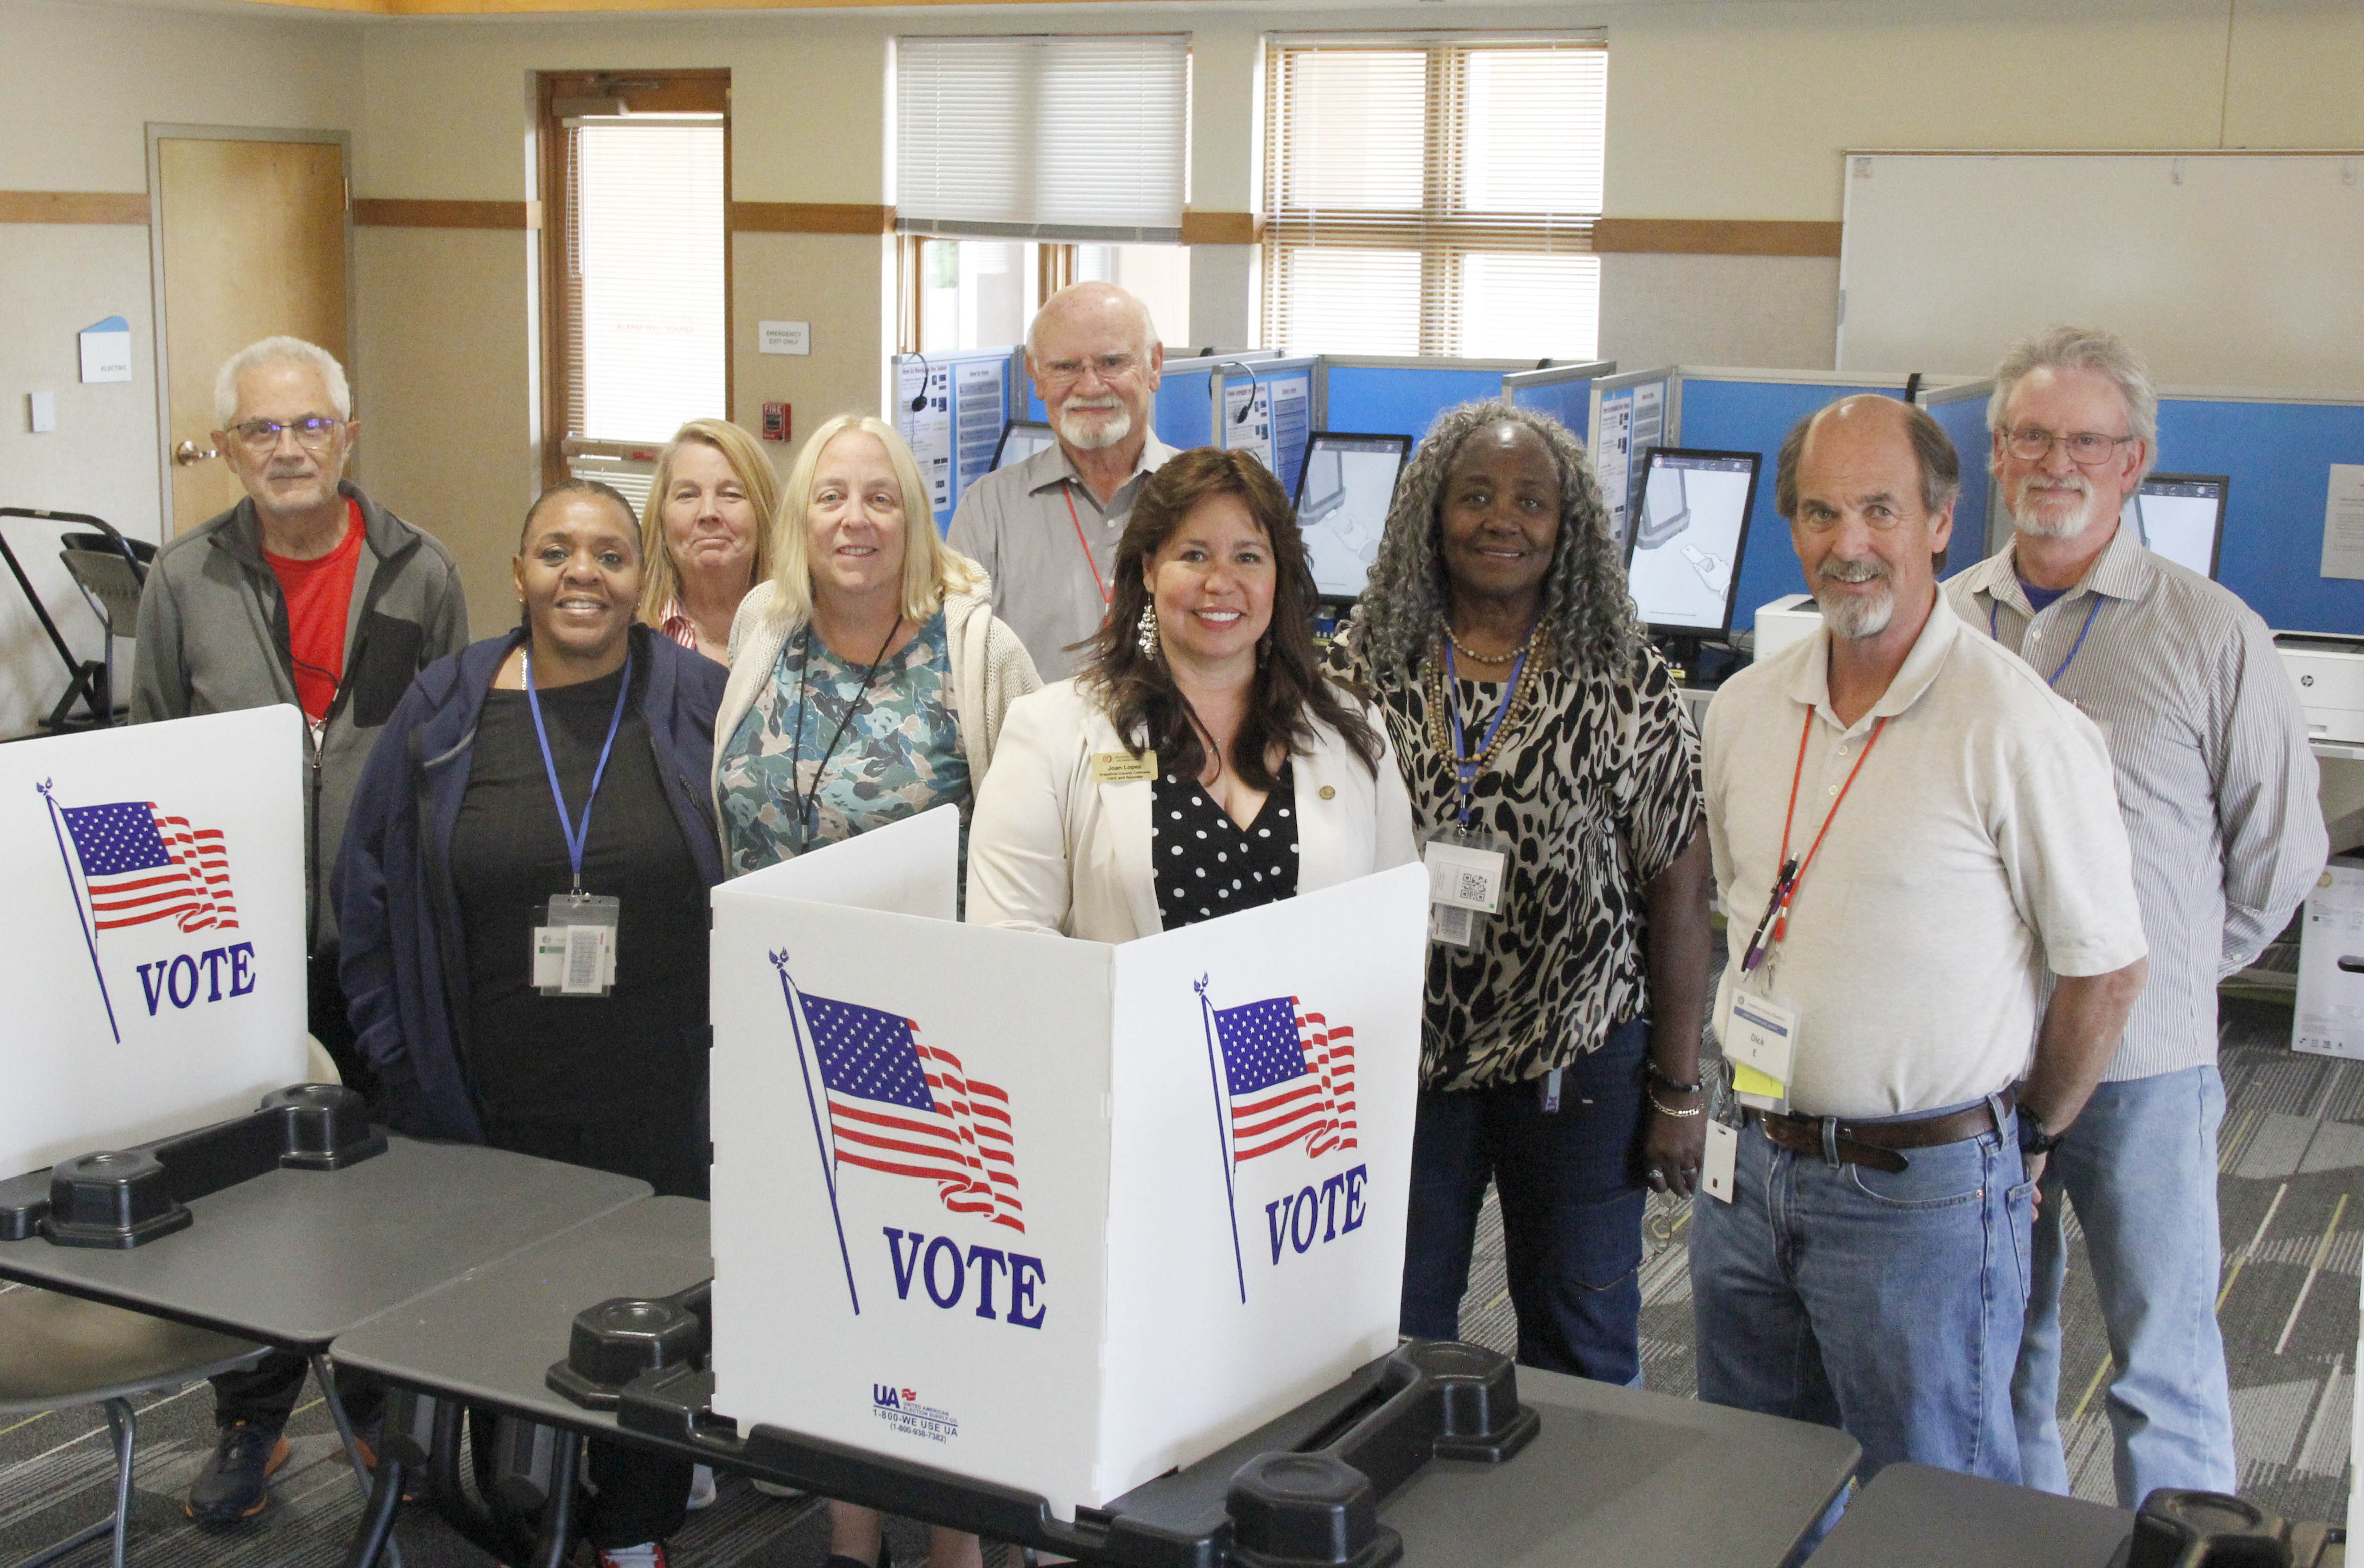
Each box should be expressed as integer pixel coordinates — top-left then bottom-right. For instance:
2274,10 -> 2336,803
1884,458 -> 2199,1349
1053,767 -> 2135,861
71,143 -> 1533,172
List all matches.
896,35 -> 1190,243
1262,36 -> 1607,359
563,118 -> 727,446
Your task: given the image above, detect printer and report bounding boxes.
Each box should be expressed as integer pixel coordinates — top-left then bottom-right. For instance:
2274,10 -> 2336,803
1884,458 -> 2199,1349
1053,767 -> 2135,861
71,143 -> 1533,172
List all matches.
2275,632 -> 2364,746
1752,594 -> 1822,664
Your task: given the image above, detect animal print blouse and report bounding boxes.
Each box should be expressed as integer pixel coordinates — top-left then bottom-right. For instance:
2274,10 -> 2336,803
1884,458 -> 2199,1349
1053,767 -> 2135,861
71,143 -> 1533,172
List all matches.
1331,626 -> 1703,1092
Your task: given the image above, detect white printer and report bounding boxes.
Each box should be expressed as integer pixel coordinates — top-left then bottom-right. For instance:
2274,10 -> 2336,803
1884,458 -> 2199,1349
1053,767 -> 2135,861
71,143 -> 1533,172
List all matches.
1752,594 -> 1822,664
2275,632 -> 2364,746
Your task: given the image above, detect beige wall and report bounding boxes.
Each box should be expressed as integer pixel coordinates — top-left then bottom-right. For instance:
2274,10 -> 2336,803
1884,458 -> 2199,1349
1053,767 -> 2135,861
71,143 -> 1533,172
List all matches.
10,0 -> 2364,732
0,0 -> 362,736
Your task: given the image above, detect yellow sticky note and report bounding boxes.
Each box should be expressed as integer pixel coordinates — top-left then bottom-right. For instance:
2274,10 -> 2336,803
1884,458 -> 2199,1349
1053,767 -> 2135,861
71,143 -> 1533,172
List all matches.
1731,1061 -> 1786,1100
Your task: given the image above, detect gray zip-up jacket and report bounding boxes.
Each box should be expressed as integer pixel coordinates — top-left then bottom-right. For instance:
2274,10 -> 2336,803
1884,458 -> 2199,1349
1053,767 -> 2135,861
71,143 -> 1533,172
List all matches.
130,480 -> 468,953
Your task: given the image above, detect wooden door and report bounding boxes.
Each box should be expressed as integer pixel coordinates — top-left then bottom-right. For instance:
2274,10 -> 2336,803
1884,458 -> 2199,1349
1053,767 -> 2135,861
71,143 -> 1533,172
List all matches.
155,135 -> 349,537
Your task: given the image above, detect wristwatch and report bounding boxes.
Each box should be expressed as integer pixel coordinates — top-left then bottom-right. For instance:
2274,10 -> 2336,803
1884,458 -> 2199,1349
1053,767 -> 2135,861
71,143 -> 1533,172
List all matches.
2017,1107 -> 2065,1159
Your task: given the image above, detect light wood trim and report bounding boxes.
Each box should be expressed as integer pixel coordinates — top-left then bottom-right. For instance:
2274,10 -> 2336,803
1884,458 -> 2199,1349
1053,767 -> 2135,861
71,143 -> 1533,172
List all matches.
353,198 -> 540,230
0,191 -> 151,225
1180,210 -> 1260,245
1591,218 -> 1843,257
731,202 -> 893,235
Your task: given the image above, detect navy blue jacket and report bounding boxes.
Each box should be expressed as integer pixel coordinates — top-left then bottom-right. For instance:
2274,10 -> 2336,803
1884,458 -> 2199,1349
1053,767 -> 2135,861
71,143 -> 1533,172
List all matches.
334,625 -> 727,1141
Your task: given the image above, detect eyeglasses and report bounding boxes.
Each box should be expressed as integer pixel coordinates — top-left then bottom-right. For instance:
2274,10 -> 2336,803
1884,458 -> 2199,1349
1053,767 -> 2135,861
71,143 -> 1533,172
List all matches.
1037,353 -> 1142,386
2003,427 -> 2135,467
229,416 -> 343,453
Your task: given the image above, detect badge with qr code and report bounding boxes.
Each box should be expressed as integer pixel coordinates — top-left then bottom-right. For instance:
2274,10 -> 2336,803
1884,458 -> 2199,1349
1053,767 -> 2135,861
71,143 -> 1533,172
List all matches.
1424,838 -> 1505,914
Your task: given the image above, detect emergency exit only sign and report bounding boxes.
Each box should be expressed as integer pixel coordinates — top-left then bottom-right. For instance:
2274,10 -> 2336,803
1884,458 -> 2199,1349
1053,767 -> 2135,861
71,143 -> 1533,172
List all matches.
760,321 -> 811,355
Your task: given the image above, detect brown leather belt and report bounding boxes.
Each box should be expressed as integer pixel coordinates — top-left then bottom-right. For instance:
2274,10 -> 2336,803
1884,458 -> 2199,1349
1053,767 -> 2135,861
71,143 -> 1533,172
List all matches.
1745,1088 -> 2015,1175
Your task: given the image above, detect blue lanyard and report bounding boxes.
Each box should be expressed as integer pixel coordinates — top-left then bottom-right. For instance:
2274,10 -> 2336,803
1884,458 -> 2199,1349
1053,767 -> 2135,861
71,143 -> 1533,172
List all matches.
1992,593 -> 2103,689
523,648 -> 633,895
1443,641 -> 1526,825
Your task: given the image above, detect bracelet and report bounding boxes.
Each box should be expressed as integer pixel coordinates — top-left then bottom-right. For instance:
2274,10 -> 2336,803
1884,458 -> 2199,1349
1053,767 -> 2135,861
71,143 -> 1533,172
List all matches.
1648,1091 -> 1702,1118
1646,1060 -> 1703,1095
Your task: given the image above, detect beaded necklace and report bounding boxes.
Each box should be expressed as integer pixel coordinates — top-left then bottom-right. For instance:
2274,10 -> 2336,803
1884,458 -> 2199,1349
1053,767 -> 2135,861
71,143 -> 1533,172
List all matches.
1441,619 -> 1539,666
1424,626 -> 1546,777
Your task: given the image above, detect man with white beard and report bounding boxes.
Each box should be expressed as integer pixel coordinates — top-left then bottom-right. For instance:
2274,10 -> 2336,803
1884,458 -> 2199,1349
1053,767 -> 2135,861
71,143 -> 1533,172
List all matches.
949,281 -> 1174,679
1693,394 -> 2147,1502
1947,327 -> 2322,1506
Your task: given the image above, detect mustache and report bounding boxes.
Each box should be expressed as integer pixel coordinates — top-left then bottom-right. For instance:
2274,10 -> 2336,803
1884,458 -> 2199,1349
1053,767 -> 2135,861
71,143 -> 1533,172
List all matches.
1819,558 -> 1890,584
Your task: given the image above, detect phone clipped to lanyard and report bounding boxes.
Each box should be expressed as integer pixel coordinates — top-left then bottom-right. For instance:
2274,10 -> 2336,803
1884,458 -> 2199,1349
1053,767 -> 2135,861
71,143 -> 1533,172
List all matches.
522,649 -> 632,999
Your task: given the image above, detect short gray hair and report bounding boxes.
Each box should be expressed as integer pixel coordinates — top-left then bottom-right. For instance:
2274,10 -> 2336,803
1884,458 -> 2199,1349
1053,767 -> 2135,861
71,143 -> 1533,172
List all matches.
1023,280 -> 1158,363
1988,325 -> 2158,480
214,336 -> 351,429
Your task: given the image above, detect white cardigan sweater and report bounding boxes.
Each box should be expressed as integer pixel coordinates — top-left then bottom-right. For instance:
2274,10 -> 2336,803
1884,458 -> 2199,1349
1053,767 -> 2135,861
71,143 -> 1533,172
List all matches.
711,583 -> 1041,851
965,677 -> 1419,943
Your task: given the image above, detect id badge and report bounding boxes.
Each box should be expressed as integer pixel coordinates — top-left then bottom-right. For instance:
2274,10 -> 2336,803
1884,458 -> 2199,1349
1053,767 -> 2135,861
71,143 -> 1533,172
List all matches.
533,893 -> 619,997
1719,985 -> 1797,1114
1425,825 -> 1506,948
1701,1119 -> 1739,1204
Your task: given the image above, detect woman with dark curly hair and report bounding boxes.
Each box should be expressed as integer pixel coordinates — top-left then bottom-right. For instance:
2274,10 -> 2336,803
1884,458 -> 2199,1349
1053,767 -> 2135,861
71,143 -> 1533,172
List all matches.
1331,401 -> 1711,1386
967,446 -> 1415,940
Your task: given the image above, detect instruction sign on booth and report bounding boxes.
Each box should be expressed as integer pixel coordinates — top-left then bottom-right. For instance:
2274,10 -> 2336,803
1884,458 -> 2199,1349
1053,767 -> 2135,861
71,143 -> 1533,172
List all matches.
0,706 -> 308,1180
708,807 -> 1427,1518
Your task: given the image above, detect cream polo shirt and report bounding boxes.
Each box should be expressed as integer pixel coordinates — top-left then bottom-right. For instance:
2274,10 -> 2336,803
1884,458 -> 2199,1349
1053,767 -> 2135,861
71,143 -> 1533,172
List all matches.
1702,590 -> 2147,1120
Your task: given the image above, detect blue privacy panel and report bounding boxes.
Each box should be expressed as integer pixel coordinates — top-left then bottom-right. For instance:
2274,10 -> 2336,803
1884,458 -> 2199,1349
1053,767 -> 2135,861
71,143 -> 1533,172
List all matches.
1507,377 -> 1595,440
1324,367 -> 1508,443
1926,395 -> 1994,580
2159,399 -> 2364,634
1674,379 -> 1900,632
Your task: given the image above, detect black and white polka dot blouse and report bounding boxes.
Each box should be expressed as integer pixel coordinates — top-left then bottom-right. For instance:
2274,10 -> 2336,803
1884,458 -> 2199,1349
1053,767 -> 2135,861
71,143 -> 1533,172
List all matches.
1151,761 -> 1301,929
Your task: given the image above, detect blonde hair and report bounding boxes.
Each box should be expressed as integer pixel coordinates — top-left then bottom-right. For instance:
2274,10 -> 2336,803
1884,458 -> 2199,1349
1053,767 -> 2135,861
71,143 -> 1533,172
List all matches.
769,414 -> 984,624
636,419 -> 781,626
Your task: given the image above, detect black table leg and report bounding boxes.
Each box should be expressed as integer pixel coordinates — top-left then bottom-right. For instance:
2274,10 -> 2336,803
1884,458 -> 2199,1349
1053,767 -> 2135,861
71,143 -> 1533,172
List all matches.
342,1456 -> 405,1568
531,1430 -> 583,1568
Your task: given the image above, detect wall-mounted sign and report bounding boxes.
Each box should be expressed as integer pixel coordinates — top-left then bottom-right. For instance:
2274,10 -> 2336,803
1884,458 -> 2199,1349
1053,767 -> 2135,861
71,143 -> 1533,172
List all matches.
79,316 -> 133,384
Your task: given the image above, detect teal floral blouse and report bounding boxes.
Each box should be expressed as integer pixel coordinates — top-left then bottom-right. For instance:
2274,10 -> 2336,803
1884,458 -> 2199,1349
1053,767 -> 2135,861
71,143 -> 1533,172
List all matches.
717,610 -> 969,875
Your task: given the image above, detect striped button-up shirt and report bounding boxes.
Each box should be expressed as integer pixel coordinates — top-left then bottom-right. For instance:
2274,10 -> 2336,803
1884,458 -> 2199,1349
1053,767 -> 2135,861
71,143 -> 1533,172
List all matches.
1947,520 -> 2325,1080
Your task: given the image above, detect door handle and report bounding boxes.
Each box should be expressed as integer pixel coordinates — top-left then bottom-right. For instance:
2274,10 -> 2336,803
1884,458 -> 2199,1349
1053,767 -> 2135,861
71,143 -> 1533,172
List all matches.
173,440 -> 217,466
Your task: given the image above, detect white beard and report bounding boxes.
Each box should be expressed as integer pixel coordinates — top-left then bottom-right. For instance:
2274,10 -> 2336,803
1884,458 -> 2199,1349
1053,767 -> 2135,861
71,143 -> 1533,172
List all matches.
1057,401 -> 1131,451
2009,475 -> 2115,541
1815,563 -> 1895,640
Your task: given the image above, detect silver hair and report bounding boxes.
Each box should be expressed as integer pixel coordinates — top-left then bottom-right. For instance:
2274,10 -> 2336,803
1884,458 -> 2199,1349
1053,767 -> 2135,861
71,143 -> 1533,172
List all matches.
1988,325 -> 2159,481
1352,401 -> 1642,681
213,336 -> 352,429
1023,280 -> 1158,363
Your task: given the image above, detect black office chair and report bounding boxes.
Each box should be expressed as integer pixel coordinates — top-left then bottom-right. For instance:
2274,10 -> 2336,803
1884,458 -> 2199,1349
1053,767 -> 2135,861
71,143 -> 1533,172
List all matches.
0,509 -> 154,733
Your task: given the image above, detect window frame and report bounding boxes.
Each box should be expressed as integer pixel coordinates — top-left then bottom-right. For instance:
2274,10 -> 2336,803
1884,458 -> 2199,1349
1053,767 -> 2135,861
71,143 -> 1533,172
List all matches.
1259,32 -> 1607,358
536,69 -> 734,489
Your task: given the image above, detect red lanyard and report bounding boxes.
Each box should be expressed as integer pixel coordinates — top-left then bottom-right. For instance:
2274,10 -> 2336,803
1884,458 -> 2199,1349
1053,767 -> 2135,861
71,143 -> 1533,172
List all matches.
1063,486 -> 1111,607
1741,710 -> 1888,972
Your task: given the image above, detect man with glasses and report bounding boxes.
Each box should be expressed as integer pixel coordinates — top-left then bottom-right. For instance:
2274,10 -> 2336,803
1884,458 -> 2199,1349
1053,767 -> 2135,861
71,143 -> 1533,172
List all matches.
131,334 -> 467,1524
950,280 -> 1174,679
1946,326 -> 2322,1506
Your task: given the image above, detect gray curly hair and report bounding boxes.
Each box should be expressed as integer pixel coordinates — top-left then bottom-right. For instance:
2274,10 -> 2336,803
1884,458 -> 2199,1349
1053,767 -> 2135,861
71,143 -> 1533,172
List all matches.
1353,400 -> 1643,681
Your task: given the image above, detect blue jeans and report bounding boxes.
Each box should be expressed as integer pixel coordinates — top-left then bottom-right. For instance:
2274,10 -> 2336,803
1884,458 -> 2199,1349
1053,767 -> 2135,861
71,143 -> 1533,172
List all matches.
1691,1109 -> 2034,1483
2013,1065 -> 2235,1505
1398,1018 -> 1649,1385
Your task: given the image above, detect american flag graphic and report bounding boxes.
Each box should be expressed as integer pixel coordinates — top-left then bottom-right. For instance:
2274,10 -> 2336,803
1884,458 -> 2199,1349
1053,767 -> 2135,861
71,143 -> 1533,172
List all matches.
58,801 -> 240,933
801,992 -> 1023,1233
1215,996 -> 1357,1164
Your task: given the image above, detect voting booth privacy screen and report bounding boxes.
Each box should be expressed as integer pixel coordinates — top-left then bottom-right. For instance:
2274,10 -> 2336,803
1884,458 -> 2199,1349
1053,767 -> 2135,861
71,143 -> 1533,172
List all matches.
1,706 -> 308,1179
708,808 -> 1427,1518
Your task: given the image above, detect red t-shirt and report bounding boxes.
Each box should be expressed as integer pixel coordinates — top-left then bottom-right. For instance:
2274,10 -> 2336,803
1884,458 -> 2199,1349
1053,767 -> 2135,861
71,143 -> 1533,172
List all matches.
264,499 -> 366,723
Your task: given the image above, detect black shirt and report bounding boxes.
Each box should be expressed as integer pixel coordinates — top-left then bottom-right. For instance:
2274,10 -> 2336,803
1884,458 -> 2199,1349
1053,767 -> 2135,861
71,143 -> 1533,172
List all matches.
450,663 -> 709,1127
1151,761 -> 1300,929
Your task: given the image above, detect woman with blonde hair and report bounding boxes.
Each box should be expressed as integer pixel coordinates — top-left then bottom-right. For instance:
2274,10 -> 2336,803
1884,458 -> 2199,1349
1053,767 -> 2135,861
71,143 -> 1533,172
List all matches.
640,418 -> 780,662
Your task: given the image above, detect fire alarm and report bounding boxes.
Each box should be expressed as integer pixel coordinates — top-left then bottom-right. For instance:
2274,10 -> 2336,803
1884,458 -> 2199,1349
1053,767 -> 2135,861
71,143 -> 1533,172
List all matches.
762,402 -> 790,442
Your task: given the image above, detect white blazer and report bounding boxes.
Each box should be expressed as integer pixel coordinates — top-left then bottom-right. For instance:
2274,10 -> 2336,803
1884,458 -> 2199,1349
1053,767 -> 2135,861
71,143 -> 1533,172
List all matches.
966,677 -> 1419,943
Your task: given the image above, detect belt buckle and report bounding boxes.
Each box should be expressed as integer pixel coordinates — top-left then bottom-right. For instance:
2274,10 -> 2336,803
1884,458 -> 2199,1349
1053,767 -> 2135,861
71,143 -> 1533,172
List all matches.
1819,1116 -> 1841,1167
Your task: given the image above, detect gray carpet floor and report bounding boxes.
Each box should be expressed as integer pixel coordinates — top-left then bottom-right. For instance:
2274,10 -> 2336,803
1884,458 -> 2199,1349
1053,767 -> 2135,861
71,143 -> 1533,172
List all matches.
2,999 -> 2352,1565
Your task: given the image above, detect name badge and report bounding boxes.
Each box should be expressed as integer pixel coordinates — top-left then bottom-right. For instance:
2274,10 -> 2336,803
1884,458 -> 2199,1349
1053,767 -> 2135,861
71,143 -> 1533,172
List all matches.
1701,1119 -> 1739,1204
1726,990 -> 1797,1084
1090,750 -> 1157,784
533,893 -> 619,997
1424,840 -> 1506,914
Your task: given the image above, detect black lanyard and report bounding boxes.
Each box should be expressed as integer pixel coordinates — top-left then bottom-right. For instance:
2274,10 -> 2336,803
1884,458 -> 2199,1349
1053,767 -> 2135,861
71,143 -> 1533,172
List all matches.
786,616 -> 904,834
524,649 -> 632,897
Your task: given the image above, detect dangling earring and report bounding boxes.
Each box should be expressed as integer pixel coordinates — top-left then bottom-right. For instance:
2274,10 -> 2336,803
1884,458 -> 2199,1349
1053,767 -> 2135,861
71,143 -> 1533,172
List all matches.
1137,602 -> 1160,660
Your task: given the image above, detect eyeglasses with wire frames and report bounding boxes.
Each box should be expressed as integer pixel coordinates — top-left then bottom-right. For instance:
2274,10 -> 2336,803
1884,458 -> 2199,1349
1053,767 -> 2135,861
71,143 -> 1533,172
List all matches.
1035,352 -> 1144,387
228,416 -> 345,453
2001,427 -> 2137,468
